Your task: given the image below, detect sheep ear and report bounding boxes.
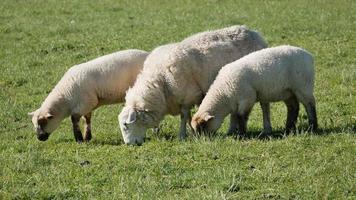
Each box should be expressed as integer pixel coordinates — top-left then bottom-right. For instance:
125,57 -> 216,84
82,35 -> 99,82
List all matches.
38,116 -> 47,125
204,114 -> 214,122
28,111 -> 35,119
126,109 -> 137,124
45,113 -> 53,119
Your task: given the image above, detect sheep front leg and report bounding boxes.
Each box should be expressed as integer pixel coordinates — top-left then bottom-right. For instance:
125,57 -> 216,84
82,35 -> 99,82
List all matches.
235,113 -> 249,137
260,102 -> 272,136
236,99 -> 254,138
83,112 -> 92,142
179,108 -> 191,140
227,113 -> 238,136
71,114 -> 83,143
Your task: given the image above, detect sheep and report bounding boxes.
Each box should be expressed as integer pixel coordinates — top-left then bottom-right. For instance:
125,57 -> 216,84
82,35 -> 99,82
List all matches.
28,49 -> 149,142
119,25 -> 268,145
191,45 -> 318,137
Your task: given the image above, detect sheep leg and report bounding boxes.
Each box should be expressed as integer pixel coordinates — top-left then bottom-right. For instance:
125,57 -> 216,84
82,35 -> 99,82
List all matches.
227,113 -> 238,135
179,108 -> 190,140
295,92 -> 318,132
307,102 -> 318,131
236,109 -> 252,137
236,96 -> 255,137
260,102 -> 272,135
71,114 -> 83,143
284,96 -> 299,133
83,112 -> 92,142
304,98 -> 318,132
236,112 -> 250,137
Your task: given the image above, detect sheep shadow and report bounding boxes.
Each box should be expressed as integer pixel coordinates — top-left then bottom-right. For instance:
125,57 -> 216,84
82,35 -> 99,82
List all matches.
57,123 -> 355,146
51,134 -> 123,146
313,123 -> 356,135
190,123 -> 356,141
90,139 -> 123,146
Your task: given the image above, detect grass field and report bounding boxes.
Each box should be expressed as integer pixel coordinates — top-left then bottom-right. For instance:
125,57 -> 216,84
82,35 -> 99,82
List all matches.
1,0 -> 355,199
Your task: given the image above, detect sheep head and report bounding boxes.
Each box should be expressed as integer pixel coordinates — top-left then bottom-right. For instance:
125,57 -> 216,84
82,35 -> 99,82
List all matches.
191,112 -> 217,136
119,106 -> 158,145
28,108 -> 61,141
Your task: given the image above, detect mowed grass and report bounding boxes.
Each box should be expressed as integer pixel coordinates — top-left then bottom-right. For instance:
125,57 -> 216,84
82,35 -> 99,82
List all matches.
0,0 -> 355,199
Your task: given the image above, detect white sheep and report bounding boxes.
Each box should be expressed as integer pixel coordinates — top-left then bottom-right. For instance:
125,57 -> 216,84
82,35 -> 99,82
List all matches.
191,45 -> 318,137
28,49 -> 149,142
119,25 -> 268,145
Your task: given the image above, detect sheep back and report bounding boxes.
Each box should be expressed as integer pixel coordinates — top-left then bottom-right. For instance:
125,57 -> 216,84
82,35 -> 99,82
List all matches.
203,45 -> 314,113
44,49 -> 148,114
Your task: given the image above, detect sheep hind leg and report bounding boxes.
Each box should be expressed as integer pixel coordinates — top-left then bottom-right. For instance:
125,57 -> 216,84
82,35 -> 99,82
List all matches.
83,112 -> 92,142
295,92 -> 318,132
260,102 -> 272,137
305,98 -> 318,132
284,96 -> 299,134
71,114 -> 83,143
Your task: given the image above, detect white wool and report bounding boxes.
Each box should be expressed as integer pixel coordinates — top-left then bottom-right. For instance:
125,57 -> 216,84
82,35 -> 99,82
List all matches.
126,25 -> 267,118
31,49 -> 148,134
194,45 -> 315,132
121,25 -> 268,144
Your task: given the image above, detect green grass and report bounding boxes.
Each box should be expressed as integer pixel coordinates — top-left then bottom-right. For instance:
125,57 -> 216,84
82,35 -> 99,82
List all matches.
1,0 -> 355,199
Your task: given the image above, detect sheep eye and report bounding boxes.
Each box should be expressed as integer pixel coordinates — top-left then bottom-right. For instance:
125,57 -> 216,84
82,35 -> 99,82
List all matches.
123,123 -> 128,130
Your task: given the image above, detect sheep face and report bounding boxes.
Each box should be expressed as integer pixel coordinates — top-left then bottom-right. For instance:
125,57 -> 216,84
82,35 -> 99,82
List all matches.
191,112 -> 223,135
119,106 -> 156,145
28,109 -> 62,141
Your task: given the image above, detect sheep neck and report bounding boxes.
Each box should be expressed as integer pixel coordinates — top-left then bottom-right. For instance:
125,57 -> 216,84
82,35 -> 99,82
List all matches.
201,90 -> 232,120
41,88 -> 71,120
126,75 -> 168,126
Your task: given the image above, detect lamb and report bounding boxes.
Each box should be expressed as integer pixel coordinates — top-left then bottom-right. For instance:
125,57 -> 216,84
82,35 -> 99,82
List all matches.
191,45 -> 318,137
119,25 -> 268,145
28,49 -> 149,142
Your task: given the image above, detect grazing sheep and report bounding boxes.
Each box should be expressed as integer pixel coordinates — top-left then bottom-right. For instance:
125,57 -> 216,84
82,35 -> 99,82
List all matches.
191,45 -> 318,137
28,49 -> 149,142
119,25 -> 268,145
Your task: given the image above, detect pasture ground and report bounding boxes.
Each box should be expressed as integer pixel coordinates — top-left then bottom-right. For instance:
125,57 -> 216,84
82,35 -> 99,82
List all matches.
0,0 -> 355,199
